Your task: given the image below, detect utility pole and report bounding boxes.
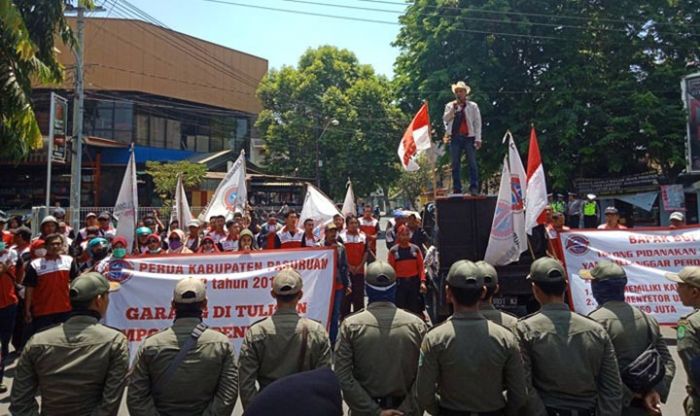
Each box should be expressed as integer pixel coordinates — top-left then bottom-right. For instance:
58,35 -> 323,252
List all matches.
69,5 -> 85,231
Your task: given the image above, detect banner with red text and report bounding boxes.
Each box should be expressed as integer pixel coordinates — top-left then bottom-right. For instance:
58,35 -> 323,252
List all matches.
561,227 -> 700,324
104,248 -> 335,356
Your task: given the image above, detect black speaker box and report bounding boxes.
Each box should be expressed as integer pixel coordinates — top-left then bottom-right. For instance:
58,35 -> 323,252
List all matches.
437,196 -> 497,271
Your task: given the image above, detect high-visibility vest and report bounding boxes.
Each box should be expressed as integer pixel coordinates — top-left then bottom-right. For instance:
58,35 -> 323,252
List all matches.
583,201 -> 597,216
552,201 -> 565,213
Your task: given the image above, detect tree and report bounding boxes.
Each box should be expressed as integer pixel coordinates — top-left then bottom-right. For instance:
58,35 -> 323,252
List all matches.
256,45 -> 406,200
392,153 -> 434,209
0,0 -> 90,160
145,161 -> 206,209
393,0 -> 698,188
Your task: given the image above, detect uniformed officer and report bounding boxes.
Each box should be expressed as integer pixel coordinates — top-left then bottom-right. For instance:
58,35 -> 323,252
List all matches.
238,267 -> 332,409
10,271 -> 128,416
585,261 -> 675,415
127,277 -> 238,416
475,260 -> 518,331
416,260 -> 527,415
666,266 -> 700,415
517,257 -> 622,416
335,260 -> 428,416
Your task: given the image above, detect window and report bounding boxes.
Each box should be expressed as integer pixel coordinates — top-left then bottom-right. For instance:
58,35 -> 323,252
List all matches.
185,135 -> 197,151
210,136 -> 224,152
114,103 -> 133,142
136,114 -> 149,146
166,119 -> 181,149
95,102 -> 114,130
150,116 -> 165,148
196,135 -> 209,152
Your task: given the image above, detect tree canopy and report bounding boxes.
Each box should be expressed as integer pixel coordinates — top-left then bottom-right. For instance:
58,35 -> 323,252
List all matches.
145,160 -> 206,207
0,0 -> 88,160
394,0 -> 699,189
256,45 -> 406,200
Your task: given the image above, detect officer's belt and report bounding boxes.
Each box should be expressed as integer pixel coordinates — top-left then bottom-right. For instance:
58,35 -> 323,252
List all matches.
546,408 -> 594,416
372,395 -> 405,409
438,406 -> 504,416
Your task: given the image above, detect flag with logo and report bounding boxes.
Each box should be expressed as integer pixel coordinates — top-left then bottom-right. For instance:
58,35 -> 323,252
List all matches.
485,157 -> 523,265
300,183 -> 341,236
341,179 -> 355,217
171,174 -> 193,230
199,150 -> 247,221
398,102 -> 432,171
506,132 -> 527,256
525,127 -> 548,234
114,147 -> 138,250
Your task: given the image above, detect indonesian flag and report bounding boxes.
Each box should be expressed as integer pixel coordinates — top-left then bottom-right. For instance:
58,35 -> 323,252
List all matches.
398,103 -> 431,171
525,127 -> 548,234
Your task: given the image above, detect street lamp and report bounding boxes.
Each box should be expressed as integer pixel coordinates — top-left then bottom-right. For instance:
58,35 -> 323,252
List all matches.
316,118 -> 339,188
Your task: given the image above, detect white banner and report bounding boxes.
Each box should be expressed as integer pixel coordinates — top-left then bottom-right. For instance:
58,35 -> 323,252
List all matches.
171,174 -> 193,229
300,183 -> 341,235
561,227 -> 700,324
199,150 -> 247,221
104,248 -> 335,356
342,180 -> 355,217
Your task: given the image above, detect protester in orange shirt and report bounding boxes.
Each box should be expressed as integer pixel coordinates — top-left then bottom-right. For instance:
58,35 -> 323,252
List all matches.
340,216 -> 368,317
388,225 -> 426,315
358,205 -> 379,260
275,210 -> 303,249
0,240 -> 19,393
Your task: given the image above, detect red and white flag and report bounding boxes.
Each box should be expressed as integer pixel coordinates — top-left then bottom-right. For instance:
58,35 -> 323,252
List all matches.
398,103 -> 431,171
525,127 -> 548,234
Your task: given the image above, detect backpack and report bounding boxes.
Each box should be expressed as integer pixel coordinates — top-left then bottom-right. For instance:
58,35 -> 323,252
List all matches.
620,313 -> 665,393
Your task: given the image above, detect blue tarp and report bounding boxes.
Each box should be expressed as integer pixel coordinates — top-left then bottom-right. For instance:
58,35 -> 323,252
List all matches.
91,145 -> 197,164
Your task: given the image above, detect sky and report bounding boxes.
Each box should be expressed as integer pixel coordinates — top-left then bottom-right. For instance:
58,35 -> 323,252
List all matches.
95,0 -> 405,77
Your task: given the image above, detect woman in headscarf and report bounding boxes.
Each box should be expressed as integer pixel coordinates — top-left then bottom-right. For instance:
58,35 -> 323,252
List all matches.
167,229 -> 192,254
237,229 -> 257,252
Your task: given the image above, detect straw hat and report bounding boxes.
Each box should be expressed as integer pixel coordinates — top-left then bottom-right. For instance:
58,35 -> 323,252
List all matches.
451,81 -> 471,94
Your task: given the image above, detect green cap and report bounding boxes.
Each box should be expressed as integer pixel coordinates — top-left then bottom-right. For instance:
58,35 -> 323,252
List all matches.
528,257 -> 567,283
665,266 -> 700,289
70,272 -> 120,302
476,260 -> 498,288
446,260 -> 483,289
365,260 -> 396,287
579,261 -> 626,281
273,268 -> 303,295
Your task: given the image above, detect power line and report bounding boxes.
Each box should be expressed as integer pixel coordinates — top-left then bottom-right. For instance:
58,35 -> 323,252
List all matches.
200,0 -> 567,41
356,0 -> 700,30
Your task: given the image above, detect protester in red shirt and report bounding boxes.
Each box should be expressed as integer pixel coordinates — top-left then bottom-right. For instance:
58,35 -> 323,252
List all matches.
0,240 -> 19,393
219,220 -> 240,252
340,216 -> 368,317
358,205 -> 379,260
257,213 -> 279,250
23,234 -> 79,334
301,218 -> 320,248
387,225 -> 427,314
275,210 -> 303,249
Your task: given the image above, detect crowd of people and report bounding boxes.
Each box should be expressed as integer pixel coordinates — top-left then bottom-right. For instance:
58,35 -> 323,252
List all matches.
0,201 -> 698,416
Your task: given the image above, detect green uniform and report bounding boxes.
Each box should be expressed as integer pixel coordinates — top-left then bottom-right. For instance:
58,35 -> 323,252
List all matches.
589,301 -> 675,415
127,317 -> 238,416
479,302 -> 518,332
10,314 -> 129,416
516,303 -> 623,415
334,301 -> 427,416
416,311 -> 527,415
238,307 -> 332,409
678,309 -> 700,415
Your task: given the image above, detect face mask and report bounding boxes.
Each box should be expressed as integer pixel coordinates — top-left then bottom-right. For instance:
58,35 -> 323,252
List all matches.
35,248 -> 47,257
149,247 -> 161,254
112,248 -> 127,259
169,240 -> 182,250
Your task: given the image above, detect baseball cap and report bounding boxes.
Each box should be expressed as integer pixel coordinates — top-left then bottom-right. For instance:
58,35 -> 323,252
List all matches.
475,260 -> 498,288
98,211 -> 111,220
670,212 -> 685,222
365,261 -> 396,287
173,277 -> 207,304
111,236 -> 128,247
272,268 -> 303,295
604,207 -> 619,215
527,257 -> 567,283
146,233 -> 161,242
52,207 -> 66,218
446,260 -> 483,289
324,223 -> 337,232
70,272 -> 120,302
188,220 -> 200,228
41,215 -> 59,226
86,212 -> 97,219
579,261 -> 626,281
665,267 -> 700,289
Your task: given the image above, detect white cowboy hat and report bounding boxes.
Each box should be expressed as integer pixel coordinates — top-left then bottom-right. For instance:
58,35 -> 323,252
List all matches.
451,81 -> 471,94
